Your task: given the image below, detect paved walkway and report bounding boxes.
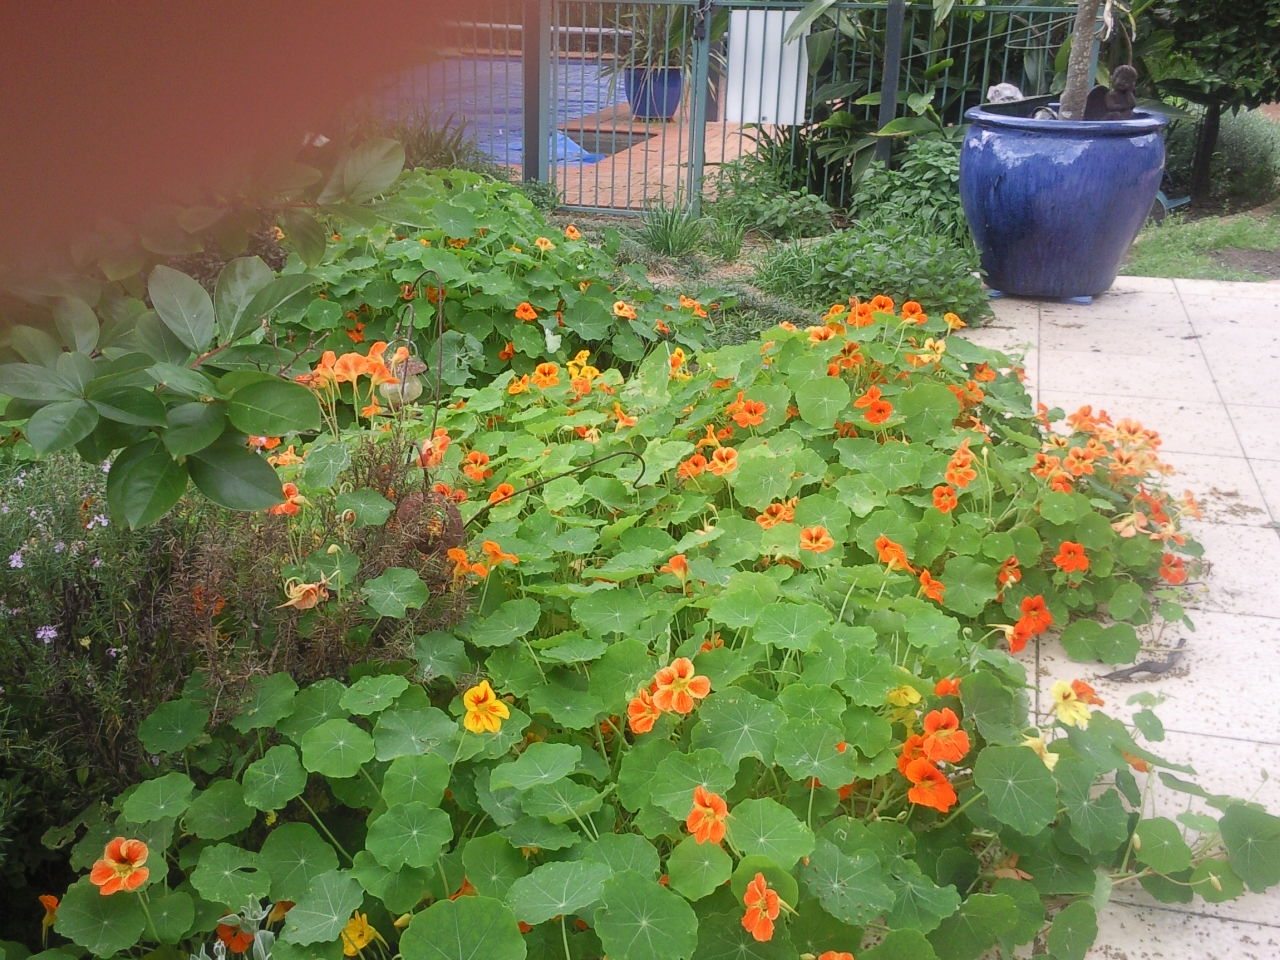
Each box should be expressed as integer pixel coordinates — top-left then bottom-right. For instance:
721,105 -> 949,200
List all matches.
972,277 -> 1280,958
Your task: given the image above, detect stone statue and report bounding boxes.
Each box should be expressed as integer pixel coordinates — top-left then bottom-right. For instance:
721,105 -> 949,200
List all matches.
1083,64 -> 1138,121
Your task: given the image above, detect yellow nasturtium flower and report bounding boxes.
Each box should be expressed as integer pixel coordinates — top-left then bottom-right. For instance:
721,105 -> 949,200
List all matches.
462,680 -> 511,734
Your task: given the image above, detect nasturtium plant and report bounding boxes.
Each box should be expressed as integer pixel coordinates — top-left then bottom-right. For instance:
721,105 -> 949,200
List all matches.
18,187 -> 1278,960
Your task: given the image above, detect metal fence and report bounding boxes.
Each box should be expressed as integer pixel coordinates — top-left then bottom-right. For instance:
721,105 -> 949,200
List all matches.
361,1 -> 1086,213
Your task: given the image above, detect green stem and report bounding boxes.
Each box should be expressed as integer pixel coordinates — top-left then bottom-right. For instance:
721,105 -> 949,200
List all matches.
937,790 -> 984,829
299,796 -> 355,864
560,917 -> 573,960
138,891 -> 161,945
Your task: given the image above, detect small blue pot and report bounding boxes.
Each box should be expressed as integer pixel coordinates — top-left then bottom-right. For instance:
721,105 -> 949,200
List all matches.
959,106 -> 1168,299
624,67 -> 683,121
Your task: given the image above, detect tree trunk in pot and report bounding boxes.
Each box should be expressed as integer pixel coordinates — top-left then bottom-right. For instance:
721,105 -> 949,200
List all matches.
1059,0 -> 1103,119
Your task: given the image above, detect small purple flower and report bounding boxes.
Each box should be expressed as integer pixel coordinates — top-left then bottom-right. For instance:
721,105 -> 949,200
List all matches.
91,556 -> 103,569
106,647 -> 118,659
8,551 -> 23,569
86,514 -> 110,530
54,541 -> 66,554
36,625 -> 57,643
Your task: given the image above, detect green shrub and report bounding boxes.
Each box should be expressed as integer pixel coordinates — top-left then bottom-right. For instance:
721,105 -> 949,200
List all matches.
0,458 -> 197,908
754,223 -> 990,321
706,158 -> 835,239
853,139 -> 969,246
365,111 -> 492,174
1165,108 -> 1280,209
706,216 -> 747,262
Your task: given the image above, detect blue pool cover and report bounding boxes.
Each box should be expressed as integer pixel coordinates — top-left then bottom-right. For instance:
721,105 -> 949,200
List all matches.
379,57 -> 617,166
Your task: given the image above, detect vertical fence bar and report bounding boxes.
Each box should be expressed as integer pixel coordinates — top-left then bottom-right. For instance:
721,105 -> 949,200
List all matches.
523,0 -> 551,181
875,0 -> 906,163
686,0 -> 712,212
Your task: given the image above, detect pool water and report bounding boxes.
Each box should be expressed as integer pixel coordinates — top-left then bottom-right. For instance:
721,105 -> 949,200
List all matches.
386,57 -> 619,166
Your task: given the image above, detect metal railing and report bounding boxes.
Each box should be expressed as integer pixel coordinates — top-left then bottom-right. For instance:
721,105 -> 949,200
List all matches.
358,1 -> 1085,213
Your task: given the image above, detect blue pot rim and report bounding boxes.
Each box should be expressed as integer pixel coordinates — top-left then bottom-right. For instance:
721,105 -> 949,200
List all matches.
964,105 -> 1169,137
624,66 -> 683,80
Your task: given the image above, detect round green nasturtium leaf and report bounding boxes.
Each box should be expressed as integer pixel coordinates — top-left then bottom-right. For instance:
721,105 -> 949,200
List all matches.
519,779 -> 603,824
794,376 -> 850,428
366,801 -> 453,870
801,839 -> 894,925
726,798 -> 816,869
184,779 -> 255,840
278,678 -> 349,740
489,743 -> 581,792
861,928 -> 940,960
363,567 -> 429,619
281,869 -> 364,946
577,834 -> 661,880
775,718 -> 856,788
505,859 -> 612,924
571,589 -> 648,637
753,602 -> 828,652
340,674 -> 411,715
230,673 -> 299,733
973,745 -> 1058,836
925,891 -> 1019,960
400,896 -> 527,960
648,749 -> 735,819
1220,804 -> 1280,891
938,555 -> 998,618
54,879 -> 146,958
261,822 -> 340,900
242,744 -> 308,811
121,771 -> 195,824
693,906 -> 796,960
1190,859 -> 1246,902
463,597 -> 542,647
691,690 -> 785,768
667,836 -> 732,901
463,833 -> 529,899
1045,900 -> 1097,960
383,753 -> 450,808
300,718 -> 375,778
596,873 -> 698,960
334,489 -> 395,527
191,843 -> 270,907
352,851 -> 434,915
146,889 -> 195,943
373,706 -> 459,761
136,698 -> 209,754
1133,817 -> 1193,875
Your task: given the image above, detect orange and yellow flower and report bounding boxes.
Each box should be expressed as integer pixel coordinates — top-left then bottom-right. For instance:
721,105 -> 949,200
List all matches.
686,785 -> 728,845
89,838 -> 150,895
903,758 -> 957,813
921,708 -> 970,763
1053,540 -> 1090,574
799,526 -> 835,554
488,482 -> 516,505
918,570 -> 945,603
874,535 -> 914,573
514,302 -> 539,322
741,873 -> 781,943
652,657 -> 711,715
627,686 -> 661,734
462,680 -> 510,734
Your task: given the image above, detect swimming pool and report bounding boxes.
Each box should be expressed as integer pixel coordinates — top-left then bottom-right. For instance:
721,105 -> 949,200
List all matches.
383,56 -> 619,166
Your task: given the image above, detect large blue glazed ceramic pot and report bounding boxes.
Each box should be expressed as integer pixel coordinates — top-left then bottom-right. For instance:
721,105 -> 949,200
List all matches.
624,67 -> 683,121
960,106 -> 1168,300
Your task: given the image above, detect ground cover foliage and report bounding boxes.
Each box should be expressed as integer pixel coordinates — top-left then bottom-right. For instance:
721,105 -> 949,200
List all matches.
1,162 -> 1278,960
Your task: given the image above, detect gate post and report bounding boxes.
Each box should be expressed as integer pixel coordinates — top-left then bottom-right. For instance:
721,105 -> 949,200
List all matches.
686,0 -> 714,214
523,0 -> 551,182
875,0 -> 906,164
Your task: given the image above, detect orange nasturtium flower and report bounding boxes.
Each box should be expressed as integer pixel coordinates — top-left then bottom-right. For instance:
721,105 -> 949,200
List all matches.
1071,679 -> 1104,706
659,554 -> 689,580
498,341 -> 516,362
462,451 -> 493,482
918,569 -> 945,603
481,540 -> 519,566
268,901 -> 295,924
1053,540 -> 1090,574
217,923 -> 255,954
799,526 -> 835,554
904,758 -> 958,813
418,428 -> 451,469
741,872 -> 782,942
564,224 -> 582,240
514,301 -> 539,322
612,300 -> 638,320
89,838 -> 150,895
613,403 -> 638,429
945,441 -> 977,488
921,708 -> 970,763
817,953 -> 856,960
248,434 -> 282,451
934,676 -> 962,697
756,499 -> 796,529
869,294 -> 895,313
897,734 -> 925,775
874,535 -> 914,573
488,483 -> 516,505
534,236 -> 556,252
1159,552 -> 1187,584
462,680 -> 510,734
652,657 -> 711,714
532,362 -> 560,389
686,785 -> 729,844
707,446 -> 738,476
268,444 -> 304,467
39,895 -> 58,944
677,453 -> 708,480
278,578 -> 330,611
944,311 -> 967,330
932,485 -> 958,514
627,686 -> 661,734
854,386 -> 893,425
508,374 -> 530,395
